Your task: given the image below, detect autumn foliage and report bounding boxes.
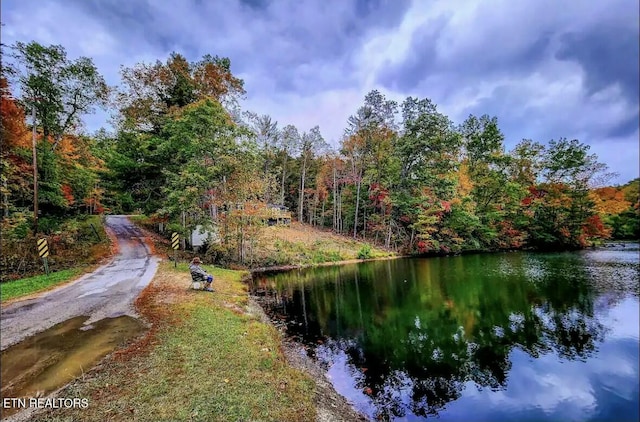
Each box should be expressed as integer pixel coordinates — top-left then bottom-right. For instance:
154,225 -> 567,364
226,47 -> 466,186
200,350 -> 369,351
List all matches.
3,39 -> 636,279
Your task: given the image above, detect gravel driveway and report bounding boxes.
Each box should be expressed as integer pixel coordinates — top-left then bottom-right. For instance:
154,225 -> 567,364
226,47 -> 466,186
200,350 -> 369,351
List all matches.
1,215 -> 159,350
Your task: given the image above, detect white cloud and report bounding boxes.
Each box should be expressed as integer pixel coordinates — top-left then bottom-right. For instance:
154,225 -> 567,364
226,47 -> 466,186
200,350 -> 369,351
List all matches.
1,0 -> 637,182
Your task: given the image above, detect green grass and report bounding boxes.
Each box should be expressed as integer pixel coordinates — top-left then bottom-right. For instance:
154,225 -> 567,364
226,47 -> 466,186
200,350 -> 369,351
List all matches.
127,305 -> 315,421
0,268 -> 83,302
35,262 -> 317,422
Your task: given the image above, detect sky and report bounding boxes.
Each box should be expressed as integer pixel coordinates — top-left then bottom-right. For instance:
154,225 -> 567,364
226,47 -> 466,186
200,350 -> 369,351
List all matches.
2,0 -> 639,184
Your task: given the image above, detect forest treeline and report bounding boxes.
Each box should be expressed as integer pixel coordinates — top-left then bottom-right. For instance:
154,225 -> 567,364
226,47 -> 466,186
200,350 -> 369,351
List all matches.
1,41 -> 638,271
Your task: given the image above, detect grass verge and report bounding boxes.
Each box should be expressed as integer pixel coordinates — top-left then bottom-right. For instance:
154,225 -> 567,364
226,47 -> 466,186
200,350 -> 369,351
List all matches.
33,261 -> 317,422
0,268 -> 84,302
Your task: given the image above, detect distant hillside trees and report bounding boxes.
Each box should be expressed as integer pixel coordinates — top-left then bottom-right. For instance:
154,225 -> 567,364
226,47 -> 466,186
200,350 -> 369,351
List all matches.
2,40 -> 636,273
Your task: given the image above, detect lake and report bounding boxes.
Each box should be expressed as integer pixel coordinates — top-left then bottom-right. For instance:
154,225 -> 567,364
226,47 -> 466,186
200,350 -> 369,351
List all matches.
252,244 -> 639,421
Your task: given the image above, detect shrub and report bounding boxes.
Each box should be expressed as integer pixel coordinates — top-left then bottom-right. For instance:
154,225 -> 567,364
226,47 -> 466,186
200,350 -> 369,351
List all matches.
357,244 -> 372,260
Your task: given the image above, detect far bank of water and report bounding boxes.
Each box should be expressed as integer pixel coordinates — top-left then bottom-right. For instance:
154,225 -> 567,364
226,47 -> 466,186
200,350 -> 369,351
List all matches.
252,244 -> 640,421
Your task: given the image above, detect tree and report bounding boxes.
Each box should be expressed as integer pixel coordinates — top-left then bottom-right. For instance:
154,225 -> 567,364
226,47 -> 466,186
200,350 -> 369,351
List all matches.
10,41 -> 109,149
0,77 -> 31,218
344,90 -> 398,238
244,112 -> 279,203
159,98 -> 244,234
524,139 -> 613,248
459,115 -> 523,248
508,139 -> 545,187
396,97 -> 461,251
279,124 -> 300,206
298,126 -> 326,223
118,52 -> 244,132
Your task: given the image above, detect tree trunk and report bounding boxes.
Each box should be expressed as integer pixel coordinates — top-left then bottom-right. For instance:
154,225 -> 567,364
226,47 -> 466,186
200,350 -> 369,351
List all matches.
281,155 -> 288,206
338,187 -> 343,233
332,165 -> 337,230
353,168 -> 362,239
362,207 -> 367,239
386,220 -> 392,249
32,105 -> 39,233
298,155 -> 307,222
181,211 -> 187,250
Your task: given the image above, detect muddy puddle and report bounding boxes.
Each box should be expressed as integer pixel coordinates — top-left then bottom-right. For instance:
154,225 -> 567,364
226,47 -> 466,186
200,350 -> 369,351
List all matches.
1,315 -> 145,418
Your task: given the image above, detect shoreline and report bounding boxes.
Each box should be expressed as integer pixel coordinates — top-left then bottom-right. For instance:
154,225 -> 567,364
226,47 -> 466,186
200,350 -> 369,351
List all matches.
250,253 -> 407,275
246,296 -> 368,421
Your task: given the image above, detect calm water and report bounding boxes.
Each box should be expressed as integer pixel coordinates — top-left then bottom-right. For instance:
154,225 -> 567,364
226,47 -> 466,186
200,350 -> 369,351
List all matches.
252,245 -> 640,421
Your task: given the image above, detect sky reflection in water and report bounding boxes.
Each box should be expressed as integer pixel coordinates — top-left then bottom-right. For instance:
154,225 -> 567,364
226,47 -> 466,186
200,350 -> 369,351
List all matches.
255,245 -> 639,421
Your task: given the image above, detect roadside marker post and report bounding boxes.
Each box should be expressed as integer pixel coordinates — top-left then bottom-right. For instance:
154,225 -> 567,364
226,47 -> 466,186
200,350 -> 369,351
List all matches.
171,232 -> 179,268
37,238 -> 50,275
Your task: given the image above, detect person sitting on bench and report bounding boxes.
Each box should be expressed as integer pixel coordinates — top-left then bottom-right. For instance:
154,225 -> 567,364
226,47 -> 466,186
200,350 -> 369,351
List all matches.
189,257 -> 214,292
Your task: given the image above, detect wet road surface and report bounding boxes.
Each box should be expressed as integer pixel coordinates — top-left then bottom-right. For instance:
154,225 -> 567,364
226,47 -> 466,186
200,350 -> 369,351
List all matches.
0,215 -> 159,350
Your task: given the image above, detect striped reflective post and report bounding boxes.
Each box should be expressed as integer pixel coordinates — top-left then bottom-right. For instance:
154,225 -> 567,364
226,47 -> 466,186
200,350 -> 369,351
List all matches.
171,232 -> 179,268
37,238 -> 50,275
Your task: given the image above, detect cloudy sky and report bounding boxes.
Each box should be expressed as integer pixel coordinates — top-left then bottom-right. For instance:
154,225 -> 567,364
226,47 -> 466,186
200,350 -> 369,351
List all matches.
2,0 -> 638,183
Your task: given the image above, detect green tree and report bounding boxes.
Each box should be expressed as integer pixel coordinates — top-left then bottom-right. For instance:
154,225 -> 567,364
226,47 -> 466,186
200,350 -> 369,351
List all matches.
524,139 -> 612,248
10,41 -> 109,149
118,52 -> 244,133
158,98 -> 245,237
244,112 -> 280,204
278,124 -> 300,207
344,90 -> 398,239
396,97 -> 461,252
460,114 -> 516,247
298,126 -> 326,223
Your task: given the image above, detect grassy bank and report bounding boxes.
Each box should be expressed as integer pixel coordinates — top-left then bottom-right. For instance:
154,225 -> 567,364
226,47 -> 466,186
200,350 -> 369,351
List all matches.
257,223 -> 393,266
33,261 -> 317,422
134,215 -> 395,268
0,268 -> 84,302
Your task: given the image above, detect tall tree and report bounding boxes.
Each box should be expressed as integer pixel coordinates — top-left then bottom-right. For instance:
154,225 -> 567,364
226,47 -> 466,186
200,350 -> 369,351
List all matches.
298,126 -> 326,223
279,124 -> 300,206
159,98 -> 246,238
524,138 -> 612,248
10,41 -> 109,149
396,97 -> 461,251
344,90 -> 397,238
244,112 -> 279,203
0,77 -> 31,218
117,52 -> 244,132
459,114 -> 514,246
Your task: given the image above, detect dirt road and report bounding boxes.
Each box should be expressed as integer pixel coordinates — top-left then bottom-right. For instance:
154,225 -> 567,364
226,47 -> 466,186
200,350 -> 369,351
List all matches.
0,215 -> 159,350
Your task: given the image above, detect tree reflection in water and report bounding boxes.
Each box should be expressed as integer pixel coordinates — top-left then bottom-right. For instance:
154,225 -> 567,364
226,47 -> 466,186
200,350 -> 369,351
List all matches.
252,249 -> 637,420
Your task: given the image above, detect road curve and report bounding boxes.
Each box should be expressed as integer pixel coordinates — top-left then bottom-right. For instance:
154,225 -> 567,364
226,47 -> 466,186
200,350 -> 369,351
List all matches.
0,215 -> 159,350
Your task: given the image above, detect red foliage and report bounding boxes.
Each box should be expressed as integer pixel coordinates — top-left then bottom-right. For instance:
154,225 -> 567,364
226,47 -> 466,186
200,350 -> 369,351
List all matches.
1,78 -> 30,149
496,221 -> 525,249
522,185 -> 548,206
582,214 -> 610,238
150,214 -> 169,223
61,184 -> 75,206
368,183 -> 389,209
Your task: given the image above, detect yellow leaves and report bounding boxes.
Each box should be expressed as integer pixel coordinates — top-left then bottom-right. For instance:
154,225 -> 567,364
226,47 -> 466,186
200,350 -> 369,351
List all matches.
58,136 -> 80,161
591,187 -> 631,215
456,162 -> 474,198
